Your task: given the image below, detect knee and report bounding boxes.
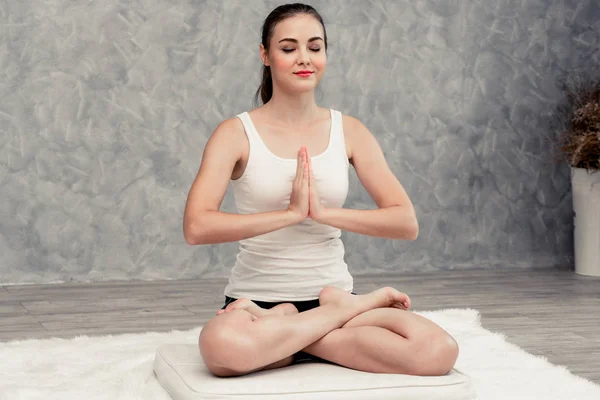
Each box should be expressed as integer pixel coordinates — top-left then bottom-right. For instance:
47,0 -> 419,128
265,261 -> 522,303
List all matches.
439,334 -> 460,372
410,332 -> 459,376
198,312 -> 257,377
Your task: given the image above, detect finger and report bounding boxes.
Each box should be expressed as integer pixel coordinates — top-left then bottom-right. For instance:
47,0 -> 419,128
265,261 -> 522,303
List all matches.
295,149 -> 302,179
303,159 -> 309,181
302,147 -> 309,169
297,153 -> 305,181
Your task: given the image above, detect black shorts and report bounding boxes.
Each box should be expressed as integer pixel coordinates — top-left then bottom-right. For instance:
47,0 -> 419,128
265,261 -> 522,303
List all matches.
221,291 -> 358,364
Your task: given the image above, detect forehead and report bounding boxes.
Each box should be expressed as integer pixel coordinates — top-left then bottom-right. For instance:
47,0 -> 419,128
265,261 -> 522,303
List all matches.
272,14 -> 324,40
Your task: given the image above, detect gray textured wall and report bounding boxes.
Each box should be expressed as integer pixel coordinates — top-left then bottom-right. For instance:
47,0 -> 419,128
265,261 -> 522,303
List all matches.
1,0 -> 598,285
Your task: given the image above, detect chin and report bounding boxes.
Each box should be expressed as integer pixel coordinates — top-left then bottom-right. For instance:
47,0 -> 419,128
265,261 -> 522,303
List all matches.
275,75 -> 322,96
290,80 -> 320,94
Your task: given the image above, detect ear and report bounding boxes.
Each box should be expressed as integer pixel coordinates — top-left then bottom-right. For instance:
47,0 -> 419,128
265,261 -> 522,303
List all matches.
259,44 -> 270,67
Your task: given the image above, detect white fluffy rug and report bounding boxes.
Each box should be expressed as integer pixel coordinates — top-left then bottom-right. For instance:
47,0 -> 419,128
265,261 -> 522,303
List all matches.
1,308 -> 598,400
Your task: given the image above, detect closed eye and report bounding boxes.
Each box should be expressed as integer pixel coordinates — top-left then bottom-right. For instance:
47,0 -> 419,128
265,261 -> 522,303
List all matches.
282,48 -> 321,53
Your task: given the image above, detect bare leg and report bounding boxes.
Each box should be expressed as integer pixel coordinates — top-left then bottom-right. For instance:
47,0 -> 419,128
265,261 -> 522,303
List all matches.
212,300 -> 301,372
302,308 -> 459,375
200,286 -> 407,376
305,290 -> 456,375
213,289 -> 457,376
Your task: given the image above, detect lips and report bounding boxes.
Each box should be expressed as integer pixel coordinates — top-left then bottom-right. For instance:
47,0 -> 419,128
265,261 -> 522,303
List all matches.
295,70 -> 313,75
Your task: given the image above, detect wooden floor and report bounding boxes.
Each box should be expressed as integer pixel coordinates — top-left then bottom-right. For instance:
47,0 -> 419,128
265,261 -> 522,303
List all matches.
1,268 -> 599,384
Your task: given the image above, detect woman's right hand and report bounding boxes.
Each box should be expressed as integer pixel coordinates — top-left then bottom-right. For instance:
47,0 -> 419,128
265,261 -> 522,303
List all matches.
287,146 -> 310,221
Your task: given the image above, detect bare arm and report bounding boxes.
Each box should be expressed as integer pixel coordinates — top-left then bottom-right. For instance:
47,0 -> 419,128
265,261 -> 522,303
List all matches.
183,118 -> 302,245
313,115 -> 418,240
316,207 -> 417,240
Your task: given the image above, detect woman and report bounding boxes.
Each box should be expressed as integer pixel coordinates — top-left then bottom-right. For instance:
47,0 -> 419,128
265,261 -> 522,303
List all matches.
183,3 -> 459,378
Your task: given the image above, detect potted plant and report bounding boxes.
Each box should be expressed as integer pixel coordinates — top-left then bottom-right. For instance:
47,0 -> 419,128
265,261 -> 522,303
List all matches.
552,73 -> 600,277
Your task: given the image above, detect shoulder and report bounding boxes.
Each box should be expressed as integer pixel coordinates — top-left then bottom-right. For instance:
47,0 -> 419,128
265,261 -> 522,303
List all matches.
206,115 -> 247,158
339,112 -> 368,134
211,114 -> 249,141
214,114 -> 245,135
338,112 -> 376,161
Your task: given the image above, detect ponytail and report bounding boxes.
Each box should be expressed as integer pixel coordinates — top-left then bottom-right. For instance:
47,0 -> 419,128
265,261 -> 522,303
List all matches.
255,65 -> 274,106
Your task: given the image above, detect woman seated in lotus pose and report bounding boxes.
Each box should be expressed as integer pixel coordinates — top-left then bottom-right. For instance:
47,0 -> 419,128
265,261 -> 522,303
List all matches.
183,3 -> 459,378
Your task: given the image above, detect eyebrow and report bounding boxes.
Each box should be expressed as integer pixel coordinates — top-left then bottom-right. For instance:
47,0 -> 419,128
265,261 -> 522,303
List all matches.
278,37 -> 323,44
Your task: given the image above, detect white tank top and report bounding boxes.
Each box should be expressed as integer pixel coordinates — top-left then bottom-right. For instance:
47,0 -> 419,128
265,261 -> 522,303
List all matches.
223,108 -> 354,301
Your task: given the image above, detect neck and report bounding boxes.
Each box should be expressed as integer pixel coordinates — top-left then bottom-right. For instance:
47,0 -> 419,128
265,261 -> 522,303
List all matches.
263,87 -> 319,126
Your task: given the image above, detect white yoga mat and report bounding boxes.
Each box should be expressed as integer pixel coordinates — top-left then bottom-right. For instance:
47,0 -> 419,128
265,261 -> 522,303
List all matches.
1,308 -> 598,400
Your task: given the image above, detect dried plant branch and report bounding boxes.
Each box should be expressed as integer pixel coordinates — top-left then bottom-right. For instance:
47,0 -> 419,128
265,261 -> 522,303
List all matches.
551,72 -> 600,173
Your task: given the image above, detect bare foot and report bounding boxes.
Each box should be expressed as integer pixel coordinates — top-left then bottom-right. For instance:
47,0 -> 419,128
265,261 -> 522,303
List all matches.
216,299 -> 298,319
319,286 -> 411,312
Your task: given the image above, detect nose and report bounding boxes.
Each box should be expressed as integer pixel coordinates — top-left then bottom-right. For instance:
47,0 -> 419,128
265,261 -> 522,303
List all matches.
297,48 -> 310,66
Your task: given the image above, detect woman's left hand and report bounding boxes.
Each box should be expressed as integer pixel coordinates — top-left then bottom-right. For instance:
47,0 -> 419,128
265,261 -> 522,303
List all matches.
306,148 -> 326,222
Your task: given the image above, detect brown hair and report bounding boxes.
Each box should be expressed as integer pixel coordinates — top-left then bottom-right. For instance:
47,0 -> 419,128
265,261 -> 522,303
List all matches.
254,3 -> 328,106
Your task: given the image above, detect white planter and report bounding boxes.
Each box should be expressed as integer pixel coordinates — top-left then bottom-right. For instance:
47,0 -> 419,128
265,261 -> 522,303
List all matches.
571,167 -> 600,277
